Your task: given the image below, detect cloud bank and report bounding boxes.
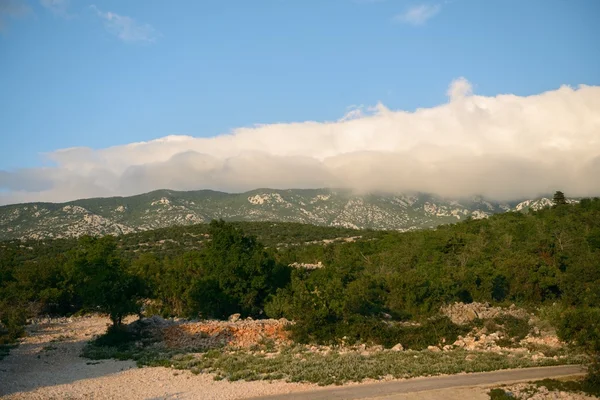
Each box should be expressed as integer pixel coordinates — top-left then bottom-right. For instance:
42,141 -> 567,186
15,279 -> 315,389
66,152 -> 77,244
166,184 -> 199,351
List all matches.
2,78 -> 600,205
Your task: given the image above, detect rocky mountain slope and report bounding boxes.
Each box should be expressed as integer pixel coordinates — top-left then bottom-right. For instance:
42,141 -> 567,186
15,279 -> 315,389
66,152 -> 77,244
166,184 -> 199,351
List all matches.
0,188 -> 564,240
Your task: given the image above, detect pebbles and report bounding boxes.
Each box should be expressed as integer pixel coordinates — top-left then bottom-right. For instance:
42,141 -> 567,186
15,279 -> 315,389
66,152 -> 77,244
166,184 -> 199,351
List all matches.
498,383 -> 597,400
0,315 -> 315,400
160,317 -> 292,350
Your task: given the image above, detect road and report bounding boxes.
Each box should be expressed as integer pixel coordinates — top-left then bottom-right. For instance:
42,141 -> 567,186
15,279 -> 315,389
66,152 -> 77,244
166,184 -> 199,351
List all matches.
251,365 -> 586,400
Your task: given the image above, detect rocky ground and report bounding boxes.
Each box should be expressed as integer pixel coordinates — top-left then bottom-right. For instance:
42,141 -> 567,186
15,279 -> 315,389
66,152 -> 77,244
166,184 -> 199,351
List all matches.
0,316 -> 316,400
158,314 -> 293,350
494,382 -> 597,400
0,304 -> 590,399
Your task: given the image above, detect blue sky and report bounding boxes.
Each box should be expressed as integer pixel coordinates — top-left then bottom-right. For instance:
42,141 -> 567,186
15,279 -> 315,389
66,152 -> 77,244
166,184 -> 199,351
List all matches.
0,0 -> 599,204
1,0 -> 598,170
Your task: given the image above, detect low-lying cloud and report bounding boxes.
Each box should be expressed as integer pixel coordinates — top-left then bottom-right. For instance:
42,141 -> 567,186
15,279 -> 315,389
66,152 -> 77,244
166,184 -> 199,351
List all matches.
2,78 -> 600,205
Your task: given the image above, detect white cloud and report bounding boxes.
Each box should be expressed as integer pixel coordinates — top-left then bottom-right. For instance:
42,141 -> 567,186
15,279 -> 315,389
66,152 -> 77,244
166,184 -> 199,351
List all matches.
40,0 -> 70,17
2,78 -> 600,205
90,5 -> 159,43
395,3 -> 441,25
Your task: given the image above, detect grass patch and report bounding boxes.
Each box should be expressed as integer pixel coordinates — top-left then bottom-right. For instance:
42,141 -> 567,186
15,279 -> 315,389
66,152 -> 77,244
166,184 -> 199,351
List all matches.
82,337 -> 586,386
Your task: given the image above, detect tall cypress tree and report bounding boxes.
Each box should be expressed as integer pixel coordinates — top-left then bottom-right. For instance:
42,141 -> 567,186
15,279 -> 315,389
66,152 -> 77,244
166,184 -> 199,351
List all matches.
553,191 -> 567,206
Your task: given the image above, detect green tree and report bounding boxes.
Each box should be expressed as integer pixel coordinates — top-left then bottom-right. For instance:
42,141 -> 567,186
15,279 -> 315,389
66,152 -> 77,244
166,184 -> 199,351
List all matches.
556,308 -> 600,386
553,191 -> 567,206
192,220 -> 291,318
68,236 -> 145,327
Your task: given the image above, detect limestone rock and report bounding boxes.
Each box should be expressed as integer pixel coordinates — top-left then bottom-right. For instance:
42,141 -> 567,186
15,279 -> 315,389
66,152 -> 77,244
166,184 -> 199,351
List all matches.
391,343 -> 404,351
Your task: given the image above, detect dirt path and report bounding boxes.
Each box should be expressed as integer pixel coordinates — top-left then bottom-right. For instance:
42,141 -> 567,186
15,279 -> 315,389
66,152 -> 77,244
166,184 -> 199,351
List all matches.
0,316 -> 317,400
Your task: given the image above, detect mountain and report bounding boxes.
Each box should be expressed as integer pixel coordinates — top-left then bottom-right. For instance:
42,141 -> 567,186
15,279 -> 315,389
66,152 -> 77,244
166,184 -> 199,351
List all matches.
0,188 -> 564,241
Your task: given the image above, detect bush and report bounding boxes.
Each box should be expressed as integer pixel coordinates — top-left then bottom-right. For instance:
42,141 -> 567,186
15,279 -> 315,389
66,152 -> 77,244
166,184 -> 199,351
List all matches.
289,315 -> 469,349
0,306 -> 26,344
488,388 -> 514,400
556,307 -> 600,387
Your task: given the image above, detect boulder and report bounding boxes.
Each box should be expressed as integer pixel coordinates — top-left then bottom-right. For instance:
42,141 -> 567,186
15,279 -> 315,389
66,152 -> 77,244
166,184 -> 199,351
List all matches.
391,343 -> 404,351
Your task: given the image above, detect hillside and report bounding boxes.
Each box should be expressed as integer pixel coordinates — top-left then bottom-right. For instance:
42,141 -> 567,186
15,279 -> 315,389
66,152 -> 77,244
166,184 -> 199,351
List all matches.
0,188 -> 562,241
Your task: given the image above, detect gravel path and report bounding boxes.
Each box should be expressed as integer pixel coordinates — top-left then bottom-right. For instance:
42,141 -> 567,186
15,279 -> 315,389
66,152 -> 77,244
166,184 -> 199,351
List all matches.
0,316 -> 317,400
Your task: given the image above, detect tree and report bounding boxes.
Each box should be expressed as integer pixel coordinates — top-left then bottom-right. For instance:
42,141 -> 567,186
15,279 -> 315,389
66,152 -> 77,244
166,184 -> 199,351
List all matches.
193,220 -> 291,318
556,308 -> 600,386
553,191 -> 567,206
68,236 -> 145,327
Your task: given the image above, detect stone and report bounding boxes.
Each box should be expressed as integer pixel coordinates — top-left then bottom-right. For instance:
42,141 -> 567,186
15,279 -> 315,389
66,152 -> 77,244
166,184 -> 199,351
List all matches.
228,313 -> 241,323
427,345 -> 441,352
391,343 -> 404,351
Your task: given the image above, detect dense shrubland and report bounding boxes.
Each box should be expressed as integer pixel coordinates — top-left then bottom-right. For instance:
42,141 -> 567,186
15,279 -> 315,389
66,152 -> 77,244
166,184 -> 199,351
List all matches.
1,198 -> 599,381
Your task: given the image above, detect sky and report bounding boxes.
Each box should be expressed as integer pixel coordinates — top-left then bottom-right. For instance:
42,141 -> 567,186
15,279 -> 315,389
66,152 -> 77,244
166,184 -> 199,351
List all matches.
0,0 -> 599,205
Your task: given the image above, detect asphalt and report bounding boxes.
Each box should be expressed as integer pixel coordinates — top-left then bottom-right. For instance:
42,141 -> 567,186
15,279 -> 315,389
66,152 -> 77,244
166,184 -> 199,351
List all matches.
250,365 -> 586,400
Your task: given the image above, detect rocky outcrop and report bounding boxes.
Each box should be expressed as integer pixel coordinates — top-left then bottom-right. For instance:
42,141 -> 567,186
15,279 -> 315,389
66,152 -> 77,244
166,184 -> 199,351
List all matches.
161,318 -> 292,350
441,302 -> 530,325
0,188 -> 534,240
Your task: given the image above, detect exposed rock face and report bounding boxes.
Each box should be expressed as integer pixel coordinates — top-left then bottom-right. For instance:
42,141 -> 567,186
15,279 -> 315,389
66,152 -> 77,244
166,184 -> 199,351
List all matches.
161,318 -> 292,350
2,188 -> 563,241
453,329 -> 505,352
441,302 -> 529,325
289,261 -> 324,270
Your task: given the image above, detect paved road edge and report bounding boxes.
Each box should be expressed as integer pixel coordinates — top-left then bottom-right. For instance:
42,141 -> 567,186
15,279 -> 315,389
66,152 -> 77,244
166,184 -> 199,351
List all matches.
250,365 -> 586,400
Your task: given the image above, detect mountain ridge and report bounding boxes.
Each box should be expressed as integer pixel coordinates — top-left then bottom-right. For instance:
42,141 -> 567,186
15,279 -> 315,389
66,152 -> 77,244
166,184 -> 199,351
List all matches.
0,188 -> 571,241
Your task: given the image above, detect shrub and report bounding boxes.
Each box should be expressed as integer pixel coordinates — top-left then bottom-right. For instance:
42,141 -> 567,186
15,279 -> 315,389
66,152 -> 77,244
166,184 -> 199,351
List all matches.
556,308 -> 600,388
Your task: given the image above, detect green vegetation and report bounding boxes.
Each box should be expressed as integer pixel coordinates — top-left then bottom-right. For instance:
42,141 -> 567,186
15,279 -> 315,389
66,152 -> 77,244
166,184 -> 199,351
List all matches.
553,190 -> 567,206
555,307 -> 600,387
82,341 -> 582,386
68,236 -> 146,327
1,196 -> 600,381
488,388 -> 514,400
